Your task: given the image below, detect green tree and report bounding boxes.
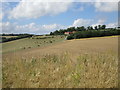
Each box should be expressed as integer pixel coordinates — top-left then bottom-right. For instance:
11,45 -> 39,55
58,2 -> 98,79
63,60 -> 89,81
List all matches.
50,32 -> 54,35
101,25 -> 106,29
90,26 -> 93,30
94,26 -> 98,30
67,27 -> 76,32
98,25 -> 101,30
87,26 -> 91,30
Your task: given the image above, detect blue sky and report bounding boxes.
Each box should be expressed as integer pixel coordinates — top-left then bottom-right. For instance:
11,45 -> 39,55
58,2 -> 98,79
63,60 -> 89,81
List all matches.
1,1 -> 118,34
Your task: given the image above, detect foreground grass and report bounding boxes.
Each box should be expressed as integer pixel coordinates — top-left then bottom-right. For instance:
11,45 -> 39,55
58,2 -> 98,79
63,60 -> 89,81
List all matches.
2,51 -> 118,88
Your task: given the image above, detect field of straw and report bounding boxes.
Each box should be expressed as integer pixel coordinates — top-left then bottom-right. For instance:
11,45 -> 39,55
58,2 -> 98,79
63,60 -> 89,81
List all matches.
2,36 -> 118,88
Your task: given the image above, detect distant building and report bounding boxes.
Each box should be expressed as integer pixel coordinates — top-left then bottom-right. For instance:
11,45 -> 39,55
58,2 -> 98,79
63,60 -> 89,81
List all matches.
72,31 -> 76,33
64,32 -> 72,35
64,31 -> 76,35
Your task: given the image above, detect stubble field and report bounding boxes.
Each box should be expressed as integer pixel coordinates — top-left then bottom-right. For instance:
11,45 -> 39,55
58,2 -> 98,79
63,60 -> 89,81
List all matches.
2,36 -> 118,88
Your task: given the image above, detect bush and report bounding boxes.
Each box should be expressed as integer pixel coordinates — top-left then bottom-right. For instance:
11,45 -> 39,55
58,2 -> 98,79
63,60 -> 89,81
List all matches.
67,35 -> 74,40
49,40 -> 52,43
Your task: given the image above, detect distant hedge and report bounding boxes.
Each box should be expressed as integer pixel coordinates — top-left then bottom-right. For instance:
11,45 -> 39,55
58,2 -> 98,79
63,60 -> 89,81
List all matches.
67,29 -> 120,40
0,34 -> 33,43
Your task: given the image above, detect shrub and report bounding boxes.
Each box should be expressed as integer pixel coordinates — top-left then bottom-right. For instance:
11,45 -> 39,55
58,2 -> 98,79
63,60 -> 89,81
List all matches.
67,35 -> 74,40
49,40 -> 52,43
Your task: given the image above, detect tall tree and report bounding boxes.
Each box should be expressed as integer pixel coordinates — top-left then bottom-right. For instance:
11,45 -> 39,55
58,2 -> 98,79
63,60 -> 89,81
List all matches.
87,26 -> 91,30
94,26 -> 98,30
90,26 -> 93,30
101,25 -> 106,29
81,26 -> 86,31
98,25 -> 101,30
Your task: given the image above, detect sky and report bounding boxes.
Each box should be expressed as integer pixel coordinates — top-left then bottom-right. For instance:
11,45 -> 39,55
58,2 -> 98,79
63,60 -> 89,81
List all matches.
0,0 -> 119,35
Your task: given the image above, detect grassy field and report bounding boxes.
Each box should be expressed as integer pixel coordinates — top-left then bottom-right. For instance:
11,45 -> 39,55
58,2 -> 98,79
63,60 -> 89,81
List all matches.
2,36 -> 118,88
0,36 -> 18,38
2,35 -> 65,53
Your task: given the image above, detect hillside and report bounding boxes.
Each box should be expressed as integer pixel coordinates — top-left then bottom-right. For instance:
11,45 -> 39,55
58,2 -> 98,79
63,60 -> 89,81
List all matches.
2,36 -> 118,88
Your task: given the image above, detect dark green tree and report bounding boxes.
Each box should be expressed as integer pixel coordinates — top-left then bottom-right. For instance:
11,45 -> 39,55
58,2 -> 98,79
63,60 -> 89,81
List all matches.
90,26 -> 93,30
101,25 -> 106,29
94,26 -> 98,30
50,32 -> 54,35
87,26 -> 91,30
98,25 -> 101,30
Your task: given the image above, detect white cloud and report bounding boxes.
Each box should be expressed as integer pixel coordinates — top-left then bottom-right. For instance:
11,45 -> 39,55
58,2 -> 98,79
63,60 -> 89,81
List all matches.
42,24 -> 66,30
72,18 -> 117,29
1,22 -> 66,34
0,13 -> 3,20
72,18 -> 93,27
79,7 -> 84,11
106,22 -> 117,28
97,19 -> 106,24
91,19 -> 106,27
9,0 -> 72,19
93,2 -> 118,12
1,22 -> 16,33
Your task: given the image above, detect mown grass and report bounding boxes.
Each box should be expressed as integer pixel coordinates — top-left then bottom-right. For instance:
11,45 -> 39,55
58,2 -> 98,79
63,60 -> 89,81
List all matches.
2,51 -> 118,88
2,35 -> 65,53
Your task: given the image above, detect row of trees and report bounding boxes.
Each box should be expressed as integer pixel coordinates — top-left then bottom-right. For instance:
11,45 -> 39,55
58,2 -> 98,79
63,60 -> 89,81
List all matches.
50,25 -> 107,35
67,29 -> 119,40
0,34 -> 33,43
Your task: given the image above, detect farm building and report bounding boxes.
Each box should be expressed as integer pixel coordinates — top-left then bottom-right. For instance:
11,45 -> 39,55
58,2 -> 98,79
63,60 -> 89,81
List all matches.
64,31 -> 76,35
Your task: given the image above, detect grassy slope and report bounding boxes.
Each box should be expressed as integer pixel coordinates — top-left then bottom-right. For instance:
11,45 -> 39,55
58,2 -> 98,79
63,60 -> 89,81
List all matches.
0,36 -> 18,38
2,36 -> 118,88
2,35 -> 65,53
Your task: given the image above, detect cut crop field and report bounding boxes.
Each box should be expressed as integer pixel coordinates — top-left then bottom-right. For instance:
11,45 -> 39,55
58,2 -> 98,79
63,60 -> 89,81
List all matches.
2,36 -> 119,88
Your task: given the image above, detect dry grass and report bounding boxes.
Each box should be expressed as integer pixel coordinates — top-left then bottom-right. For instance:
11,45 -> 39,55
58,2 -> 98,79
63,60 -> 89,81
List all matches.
2,52 -> 118,88
2,36 -> 118,88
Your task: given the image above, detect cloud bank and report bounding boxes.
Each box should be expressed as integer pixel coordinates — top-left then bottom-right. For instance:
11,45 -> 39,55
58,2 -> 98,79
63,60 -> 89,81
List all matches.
93,2 -> 118,12
9,0 -> 72,19
1,22 -> 66,34
1,18 -> 117,34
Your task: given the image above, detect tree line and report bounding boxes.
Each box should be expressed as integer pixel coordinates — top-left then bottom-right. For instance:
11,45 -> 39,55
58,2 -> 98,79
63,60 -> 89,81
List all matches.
49,24 -> 119,40
67,29 -> 119,40
0,34 -> 33,43
50,25 -> 107,35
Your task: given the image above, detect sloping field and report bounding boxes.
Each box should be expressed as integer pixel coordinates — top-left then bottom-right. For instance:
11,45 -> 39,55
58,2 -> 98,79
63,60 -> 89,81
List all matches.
2,35 -> 65,53
2,36 -> 118,88
3,36 -> 118,59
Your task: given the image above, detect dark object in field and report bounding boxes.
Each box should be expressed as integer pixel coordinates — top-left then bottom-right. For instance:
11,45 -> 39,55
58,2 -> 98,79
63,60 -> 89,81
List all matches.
23,47 -> 26,49
38,45 -> 40,46
49,40 -> 52,43
28,47 -> 31,48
